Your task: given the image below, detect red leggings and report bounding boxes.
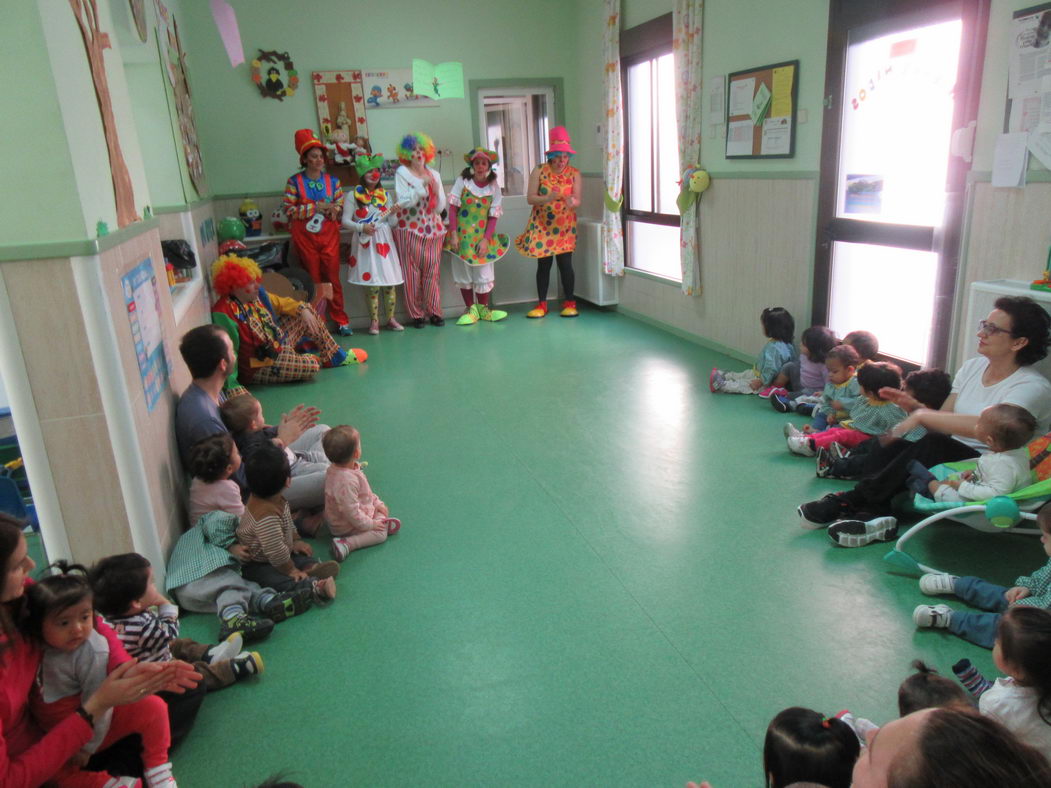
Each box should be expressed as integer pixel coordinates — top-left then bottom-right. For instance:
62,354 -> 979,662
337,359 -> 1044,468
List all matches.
52,695 -> 170,787
810,427 -> 872,450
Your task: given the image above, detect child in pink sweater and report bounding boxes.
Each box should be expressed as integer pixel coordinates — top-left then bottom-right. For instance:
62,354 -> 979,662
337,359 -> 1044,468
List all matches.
322,426 -> 401,561
187,434 -> 244,525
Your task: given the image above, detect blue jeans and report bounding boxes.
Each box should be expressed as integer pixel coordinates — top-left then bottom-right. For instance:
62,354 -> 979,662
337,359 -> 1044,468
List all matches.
947,576 -> 1009,648
811,411 -> 829,432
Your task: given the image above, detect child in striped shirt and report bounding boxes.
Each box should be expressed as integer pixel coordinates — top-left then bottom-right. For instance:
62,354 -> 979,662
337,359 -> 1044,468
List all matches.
236,443 -> 339,600
787,362 -> 908,457
90,553 -> 263,746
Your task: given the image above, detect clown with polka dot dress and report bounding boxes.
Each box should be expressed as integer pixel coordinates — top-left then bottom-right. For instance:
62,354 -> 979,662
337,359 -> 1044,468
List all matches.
341,153 -> 404,335
392,132 -> 448,328
515,126 -> 583,318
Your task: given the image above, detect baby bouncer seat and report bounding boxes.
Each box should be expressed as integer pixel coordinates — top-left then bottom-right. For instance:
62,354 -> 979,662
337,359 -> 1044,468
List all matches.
883,434 -> 1051,576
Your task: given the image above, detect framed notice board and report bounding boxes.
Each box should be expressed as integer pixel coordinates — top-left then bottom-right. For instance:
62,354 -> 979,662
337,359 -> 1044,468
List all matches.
725,59 -> 799,159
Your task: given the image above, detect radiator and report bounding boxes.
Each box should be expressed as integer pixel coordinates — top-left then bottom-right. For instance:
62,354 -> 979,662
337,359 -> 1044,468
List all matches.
574,219 -> 621,306
961,280 -> 1051,381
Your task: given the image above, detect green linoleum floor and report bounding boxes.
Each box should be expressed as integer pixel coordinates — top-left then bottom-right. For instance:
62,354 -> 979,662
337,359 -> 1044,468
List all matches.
170,303 -> 1036,787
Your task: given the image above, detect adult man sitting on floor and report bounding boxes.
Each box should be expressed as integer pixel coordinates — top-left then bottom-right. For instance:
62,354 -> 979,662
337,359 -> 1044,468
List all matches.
175,324 -> 329,513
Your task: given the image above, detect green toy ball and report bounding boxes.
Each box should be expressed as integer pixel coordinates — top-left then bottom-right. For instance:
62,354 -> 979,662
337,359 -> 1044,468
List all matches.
217,216 -> 246,243
986,496 -> 1020,528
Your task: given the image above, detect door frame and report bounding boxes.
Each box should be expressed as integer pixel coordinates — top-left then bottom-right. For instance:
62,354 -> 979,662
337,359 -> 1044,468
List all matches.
812,0 -> 990,367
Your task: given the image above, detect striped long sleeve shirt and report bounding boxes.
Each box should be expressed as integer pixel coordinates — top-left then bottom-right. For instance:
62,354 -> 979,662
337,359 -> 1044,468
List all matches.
105,604 -> 180,663
236,495 -> 297,568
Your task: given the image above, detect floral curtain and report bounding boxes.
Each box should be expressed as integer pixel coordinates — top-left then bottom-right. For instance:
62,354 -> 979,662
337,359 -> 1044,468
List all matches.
674,0 -> 703,295
602,0 -> 625,276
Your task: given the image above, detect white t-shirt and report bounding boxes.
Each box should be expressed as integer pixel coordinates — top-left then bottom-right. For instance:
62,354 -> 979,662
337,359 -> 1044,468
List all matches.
950,357 -> 1051,451
980,677 -> 1051,761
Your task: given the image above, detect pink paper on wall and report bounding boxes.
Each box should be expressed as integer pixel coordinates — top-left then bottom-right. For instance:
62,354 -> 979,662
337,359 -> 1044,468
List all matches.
210,0 -> 244,67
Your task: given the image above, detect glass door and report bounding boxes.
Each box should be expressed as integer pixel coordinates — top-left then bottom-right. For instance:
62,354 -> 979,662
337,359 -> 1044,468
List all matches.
814,1 -> 989,366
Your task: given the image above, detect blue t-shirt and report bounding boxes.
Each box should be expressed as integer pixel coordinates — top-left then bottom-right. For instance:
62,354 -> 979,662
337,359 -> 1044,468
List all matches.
174,384 -> 247,492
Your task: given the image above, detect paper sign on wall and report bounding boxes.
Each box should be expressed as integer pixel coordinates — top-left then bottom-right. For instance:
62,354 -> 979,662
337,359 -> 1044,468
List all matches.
411,59 -> 464,99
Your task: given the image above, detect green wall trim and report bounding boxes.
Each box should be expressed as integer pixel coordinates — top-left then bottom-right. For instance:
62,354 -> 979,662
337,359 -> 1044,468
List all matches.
212,191 -> 285,201
153,198 -> 213,215
468,78 -> 567,149
616,305 -> 753,365
624,267 -> 680,287
706,170 -> 820,180
967,170 -> 1051,184
0,216 -> 160,263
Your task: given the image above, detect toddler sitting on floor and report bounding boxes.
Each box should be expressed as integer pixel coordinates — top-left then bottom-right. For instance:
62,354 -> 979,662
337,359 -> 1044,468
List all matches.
322,425 -> 401,561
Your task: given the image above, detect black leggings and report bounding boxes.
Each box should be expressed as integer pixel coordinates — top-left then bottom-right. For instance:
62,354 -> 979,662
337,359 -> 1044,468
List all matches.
537,253 -> 574,303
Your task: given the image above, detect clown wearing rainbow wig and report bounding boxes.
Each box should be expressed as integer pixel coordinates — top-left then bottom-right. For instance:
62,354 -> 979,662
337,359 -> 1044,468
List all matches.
210,254 -> 366,385
392,131 -> 447,328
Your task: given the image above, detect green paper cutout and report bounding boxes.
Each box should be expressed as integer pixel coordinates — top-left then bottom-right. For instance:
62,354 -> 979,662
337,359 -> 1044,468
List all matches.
412,59 -> 465,99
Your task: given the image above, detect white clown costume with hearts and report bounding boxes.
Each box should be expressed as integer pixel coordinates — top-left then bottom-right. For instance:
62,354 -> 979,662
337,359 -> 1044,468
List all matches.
343,179 -> 404,288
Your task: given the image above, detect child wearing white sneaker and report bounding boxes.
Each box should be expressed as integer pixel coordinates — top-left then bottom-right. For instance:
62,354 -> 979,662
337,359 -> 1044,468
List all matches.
710,307 -> 796,395
322,425 -> 401,561
787,362 -> 907,457
913,505 -> 1051,648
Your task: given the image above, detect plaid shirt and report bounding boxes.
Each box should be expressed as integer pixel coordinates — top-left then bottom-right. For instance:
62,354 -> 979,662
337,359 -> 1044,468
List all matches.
843,397 -> 909,436
164,511 -> 241,592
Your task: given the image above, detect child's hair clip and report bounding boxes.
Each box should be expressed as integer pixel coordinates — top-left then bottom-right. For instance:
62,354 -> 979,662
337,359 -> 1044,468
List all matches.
821,715 -> 831,729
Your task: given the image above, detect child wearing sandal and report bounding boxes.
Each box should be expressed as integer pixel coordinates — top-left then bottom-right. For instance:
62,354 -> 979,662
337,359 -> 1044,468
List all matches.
913,504 -> 1051,648
26,564 -> 179,788
322,425 -> 401,561
447,147 -> 510,326
342,152 -> 405,335
236,443 -> 339,600
710,307 -> 797,395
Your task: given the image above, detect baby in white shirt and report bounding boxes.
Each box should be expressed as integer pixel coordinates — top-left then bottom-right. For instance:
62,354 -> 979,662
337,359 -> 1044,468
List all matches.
931,403 -> 1036,502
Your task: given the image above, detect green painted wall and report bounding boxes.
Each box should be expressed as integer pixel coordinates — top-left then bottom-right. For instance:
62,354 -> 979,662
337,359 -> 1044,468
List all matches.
176,0 -> 584,195
575,0 -> 829,177
0,3 -> 85,245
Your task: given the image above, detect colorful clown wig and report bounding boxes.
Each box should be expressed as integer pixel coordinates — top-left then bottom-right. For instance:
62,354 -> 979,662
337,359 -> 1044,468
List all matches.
211,254 -> 262,297
396,132 -> 436,164
464,147 -> 498,166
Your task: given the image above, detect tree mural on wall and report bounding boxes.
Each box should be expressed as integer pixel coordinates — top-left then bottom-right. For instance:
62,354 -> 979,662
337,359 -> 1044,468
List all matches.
69,0 -> 140,228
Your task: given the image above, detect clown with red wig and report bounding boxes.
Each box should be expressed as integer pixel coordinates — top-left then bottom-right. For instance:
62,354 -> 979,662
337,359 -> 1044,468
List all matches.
282,129 -> 351,335
392,131 -> 447,328
210,254 -> 366,385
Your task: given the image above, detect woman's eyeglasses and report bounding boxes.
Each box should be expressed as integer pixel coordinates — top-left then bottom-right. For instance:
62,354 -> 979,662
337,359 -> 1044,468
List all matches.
977,319 -> 1011,337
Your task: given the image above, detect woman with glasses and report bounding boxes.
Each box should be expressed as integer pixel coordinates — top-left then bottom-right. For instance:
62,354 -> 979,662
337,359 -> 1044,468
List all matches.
796,296 -> 1051,546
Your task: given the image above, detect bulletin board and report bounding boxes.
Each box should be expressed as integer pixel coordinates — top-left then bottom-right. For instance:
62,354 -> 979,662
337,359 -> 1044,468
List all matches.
725,60 -> 799,159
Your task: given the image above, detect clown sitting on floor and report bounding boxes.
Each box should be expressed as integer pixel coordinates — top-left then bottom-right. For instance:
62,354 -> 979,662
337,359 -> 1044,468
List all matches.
210,254 -> 366,385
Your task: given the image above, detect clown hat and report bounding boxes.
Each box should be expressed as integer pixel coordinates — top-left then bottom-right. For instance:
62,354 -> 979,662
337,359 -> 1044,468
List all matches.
464,147 -> 499,166
546,126 -> 576,155
355,153 -> 386,177
294,128 -> 325,156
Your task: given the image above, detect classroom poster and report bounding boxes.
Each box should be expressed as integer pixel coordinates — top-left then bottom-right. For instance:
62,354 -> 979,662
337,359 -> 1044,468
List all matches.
121,258 -> 172,412
361,69 -> 438,109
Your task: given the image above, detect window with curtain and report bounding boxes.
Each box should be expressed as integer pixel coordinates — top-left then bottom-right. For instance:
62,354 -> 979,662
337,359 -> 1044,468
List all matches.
622,14 -> 679,280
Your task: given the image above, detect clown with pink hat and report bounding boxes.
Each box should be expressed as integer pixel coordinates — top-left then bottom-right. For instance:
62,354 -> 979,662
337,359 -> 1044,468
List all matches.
281,129 -> 351,335
515,126 -> 583,318
446,147 -> 511,325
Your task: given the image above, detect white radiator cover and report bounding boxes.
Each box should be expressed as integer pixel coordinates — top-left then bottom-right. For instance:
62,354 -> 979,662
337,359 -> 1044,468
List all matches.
961,280 -> 1051,381
574,219 -> 621,306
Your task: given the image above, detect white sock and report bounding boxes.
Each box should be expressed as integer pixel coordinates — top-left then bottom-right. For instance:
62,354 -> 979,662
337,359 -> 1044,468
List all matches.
206,631 -> 243,663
